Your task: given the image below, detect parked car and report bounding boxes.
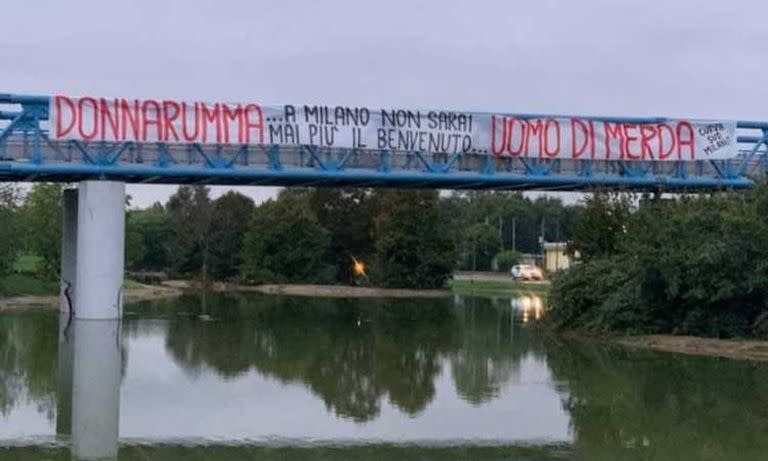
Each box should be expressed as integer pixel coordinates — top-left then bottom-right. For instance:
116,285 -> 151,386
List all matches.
510,264 -> 543,281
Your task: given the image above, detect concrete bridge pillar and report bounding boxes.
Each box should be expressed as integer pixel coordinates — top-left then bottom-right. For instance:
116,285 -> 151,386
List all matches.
60,189 -> 78,313
73,180 -> 125,319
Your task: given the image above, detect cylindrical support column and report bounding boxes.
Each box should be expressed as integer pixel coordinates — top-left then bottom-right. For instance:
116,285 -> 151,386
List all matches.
75,181 -> 125,319
60,189 -> 78,313
71,320 -> 121,461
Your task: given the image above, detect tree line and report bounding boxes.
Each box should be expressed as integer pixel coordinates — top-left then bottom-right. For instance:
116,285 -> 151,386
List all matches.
549,186 -> 768,338
0,184 -> 580,290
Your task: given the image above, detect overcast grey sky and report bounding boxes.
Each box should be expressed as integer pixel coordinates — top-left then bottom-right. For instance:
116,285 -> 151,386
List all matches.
3,0 -> 767,206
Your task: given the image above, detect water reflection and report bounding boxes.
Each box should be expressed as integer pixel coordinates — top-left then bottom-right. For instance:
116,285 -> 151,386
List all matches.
54,316 -> 123,460
107,294 -> 563,446
56,315 -> 73,436
70,319 -> 121,460
510,293 -> 544,324
0,311 -> 57,424
2,292 -> 768,460
449,295 -> 546,405
546,338 -> 768,460
155,294 -> 545,422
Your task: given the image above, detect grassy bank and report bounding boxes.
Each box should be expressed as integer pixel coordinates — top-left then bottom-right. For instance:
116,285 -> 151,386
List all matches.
0,273 -> 58,296
449,279 -> 550,296
0,273 -> 156,298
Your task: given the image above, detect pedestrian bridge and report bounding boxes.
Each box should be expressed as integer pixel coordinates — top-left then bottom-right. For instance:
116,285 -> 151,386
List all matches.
4,91 -> 768,321
2,93 -> 767,191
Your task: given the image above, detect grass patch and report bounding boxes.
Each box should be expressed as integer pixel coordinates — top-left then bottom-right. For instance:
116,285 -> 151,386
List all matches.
450,279 -> 550,296
122,278 -> 145,289
0,275 -> 147,297
0,273 -> 58,296
13,254 -> 44,274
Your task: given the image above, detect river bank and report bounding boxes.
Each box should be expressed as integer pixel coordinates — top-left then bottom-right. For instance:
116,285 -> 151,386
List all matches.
168,277 -> 548,298
0,280 -> 455,310
164,280 -> 453,298
618,334 -> 768,362
558,330 -> 768,363
0,282 -> 182,311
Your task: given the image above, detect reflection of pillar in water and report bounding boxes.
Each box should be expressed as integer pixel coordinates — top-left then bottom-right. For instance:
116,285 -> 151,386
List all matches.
71,320 -> 121,461
56,313 -> 74,436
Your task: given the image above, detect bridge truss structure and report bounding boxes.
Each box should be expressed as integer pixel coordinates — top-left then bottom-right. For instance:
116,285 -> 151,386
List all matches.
2,93 -> 767,191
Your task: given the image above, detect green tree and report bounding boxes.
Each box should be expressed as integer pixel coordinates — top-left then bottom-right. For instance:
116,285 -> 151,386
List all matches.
242,190 -> 332,283
495,250 -> 522,272
167,186 -> 213,280
371,190 -> 456,288
19,184 -> 63,278
309,189 -> 375,283
126,202 -> 174,271
125,217 -> 145,270
0,184 -> 20,276
436,194 -> 473,269
569,191 -> 632,262
208,191 -> 255,279
466,223 -> 502,271
125,202 -> 174,271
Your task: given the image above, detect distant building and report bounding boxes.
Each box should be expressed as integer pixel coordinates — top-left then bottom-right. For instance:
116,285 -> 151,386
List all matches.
543,242 -> 572,273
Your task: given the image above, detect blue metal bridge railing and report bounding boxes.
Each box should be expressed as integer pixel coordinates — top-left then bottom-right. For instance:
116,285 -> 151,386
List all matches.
1,93 -> 766,191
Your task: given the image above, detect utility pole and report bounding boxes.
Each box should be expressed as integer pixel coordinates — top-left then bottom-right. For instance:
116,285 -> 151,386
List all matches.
512,217 -> 517,252
498,216 -> 503,250
540,216 -> 546,264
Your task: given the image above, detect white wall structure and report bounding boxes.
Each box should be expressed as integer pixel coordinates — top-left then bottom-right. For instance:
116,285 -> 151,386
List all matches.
74,181 -> 125,319
71,320 -> 121,461
60,189 -> 78,313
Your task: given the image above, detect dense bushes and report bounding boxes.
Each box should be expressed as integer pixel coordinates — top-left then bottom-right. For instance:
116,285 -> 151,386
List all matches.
549,188 -> 768,338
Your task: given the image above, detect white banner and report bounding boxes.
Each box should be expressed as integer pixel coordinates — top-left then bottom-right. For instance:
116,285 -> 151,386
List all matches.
49,95 -> 738,162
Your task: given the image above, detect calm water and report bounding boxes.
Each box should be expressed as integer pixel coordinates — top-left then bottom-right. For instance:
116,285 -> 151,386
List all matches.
0,292 -> 766,460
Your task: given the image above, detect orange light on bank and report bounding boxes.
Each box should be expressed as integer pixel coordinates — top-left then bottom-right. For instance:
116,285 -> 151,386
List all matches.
351,256 -> 367,278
